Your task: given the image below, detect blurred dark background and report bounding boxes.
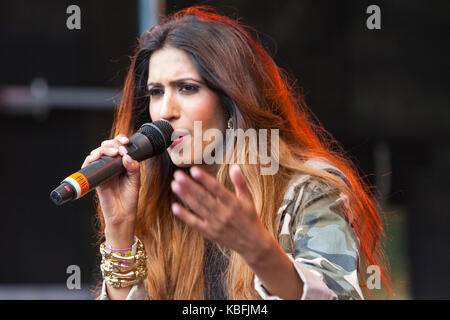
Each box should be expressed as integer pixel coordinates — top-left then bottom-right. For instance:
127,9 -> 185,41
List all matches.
1,0 -> 449,299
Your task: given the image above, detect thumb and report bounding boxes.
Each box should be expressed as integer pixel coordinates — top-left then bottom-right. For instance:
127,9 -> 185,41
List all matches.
122,154 -> 140,184
229,164 -> 253,203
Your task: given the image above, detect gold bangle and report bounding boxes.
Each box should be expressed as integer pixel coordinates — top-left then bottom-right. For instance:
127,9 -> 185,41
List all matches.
104,277 -> 144,288
100,263 -> 148,279
100,250 -> 147,267
101,258 -> 146,273
100,237 -> 148,287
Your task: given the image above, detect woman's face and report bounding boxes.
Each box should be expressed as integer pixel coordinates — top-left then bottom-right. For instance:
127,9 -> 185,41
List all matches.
147,46 -> 227,172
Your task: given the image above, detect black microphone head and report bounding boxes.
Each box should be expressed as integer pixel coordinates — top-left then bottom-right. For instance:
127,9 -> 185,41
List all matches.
138,120 -> 174,154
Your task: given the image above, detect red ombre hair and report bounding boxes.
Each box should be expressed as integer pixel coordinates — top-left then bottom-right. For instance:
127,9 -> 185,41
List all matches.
94,6 -> 390,299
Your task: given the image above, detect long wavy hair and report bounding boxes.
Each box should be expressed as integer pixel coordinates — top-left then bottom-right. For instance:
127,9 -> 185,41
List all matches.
94,6 -> 390,299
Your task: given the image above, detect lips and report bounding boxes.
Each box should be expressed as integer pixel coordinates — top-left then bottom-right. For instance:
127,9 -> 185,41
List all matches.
170,136 -> 185,148
170,130 -> 189,148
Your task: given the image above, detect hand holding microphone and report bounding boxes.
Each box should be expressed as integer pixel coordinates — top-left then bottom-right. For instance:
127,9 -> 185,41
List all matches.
50,120 -> 173,248
50,120 -> 173,206
81,133 -> 141,230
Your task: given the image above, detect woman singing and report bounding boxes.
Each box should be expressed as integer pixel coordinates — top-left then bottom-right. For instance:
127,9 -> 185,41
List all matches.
82,6 -> 390,300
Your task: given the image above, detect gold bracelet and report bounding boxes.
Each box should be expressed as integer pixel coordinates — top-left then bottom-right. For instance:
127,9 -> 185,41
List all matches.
101,258 -> 145,273
100,237 -> 148,287
100,264 -> 148,279
104,277 -> 144,289
100,248 -> 147,266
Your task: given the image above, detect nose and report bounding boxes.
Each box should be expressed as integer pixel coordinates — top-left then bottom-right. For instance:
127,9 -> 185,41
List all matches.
159,89 -> 180,122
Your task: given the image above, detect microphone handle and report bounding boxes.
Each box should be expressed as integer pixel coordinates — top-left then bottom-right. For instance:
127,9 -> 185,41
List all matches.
51,132 -> 154,205
78,132 -> 153,190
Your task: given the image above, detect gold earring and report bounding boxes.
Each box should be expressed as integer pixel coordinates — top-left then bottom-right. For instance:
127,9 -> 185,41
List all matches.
227,117 -> 233,129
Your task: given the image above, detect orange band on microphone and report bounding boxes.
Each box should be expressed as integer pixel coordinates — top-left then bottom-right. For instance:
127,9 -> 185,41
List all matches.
68,172 -> 90,196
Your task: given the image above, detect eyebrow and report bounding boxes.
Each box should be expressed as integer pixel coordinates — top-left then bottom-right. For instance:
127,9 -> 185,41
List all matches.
147,78 -> 204,88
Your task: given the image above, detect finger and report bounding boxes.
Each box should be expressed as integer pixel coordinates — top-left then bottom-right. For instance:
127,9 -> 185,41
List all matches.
173,170 -> 217,212
229,164 -> 253,203
113,135 -> 130,156
189,166 -> 235,205
172,202 -> 208,234
117,154 -> 140,194
114,134 -> 129,145
100,142 -> 128,157
82,147 -> 119,168
96,146 -> 120,157
101,135 -> 129,149
82,149 -> 101,168
101,140 -> 117,148
119,145 -> 128,156
170,179 -> 211,219
122,154 -> 140,177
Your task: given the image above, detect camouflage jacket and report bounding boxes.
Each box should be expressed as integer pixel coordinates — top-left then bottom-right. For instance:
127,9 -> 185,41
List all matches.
101,157 -> 363,300
254,157 -> 363,299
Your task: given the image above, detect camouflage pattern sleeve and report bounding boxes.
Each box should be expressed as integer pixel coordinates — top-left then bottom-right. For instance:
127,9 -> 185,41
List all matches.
255,173 -> 364,300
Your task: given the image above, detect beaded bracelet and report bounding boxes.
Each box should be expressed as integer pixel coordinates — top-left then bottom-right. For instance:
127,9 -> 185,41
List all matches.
104,237 -> 137,265
105,244 -> 133,257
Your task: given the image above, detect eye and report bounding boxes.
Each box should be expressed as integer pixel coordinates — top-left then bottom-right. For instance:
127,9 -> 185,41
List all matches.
179,84 -> 199,94
148,88 -> 163,97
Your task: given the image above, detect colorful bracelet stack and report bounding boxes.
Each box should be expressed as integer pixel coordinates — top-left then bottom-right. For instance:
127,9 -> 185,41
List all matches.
100,237 -> 148,288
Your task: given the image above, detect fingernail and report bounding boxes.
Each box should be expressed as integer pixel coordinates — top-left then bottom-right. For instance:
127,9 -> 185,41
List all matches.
124,154 -> 133,164
119,145 -> 128,154
172,203 -> 181,215
174,170 -> 185,183
171,181 -> 182,193
190,166 -> 201,178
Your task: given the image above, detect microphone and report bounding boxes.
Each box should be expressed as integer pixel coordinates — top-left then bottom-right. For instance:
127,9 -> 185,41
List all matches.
50,120 -> 173,206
